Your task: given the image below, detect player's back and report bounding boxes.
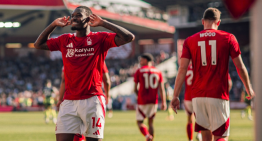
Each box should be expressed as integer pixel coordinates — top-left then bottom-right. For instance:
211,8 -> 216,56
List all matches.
134,66 -> 163,104
182,29 -> 240,100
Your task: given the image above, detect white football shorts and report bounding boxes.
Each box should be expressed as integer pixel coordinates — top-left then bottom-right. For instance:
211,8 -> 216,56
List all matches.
136,104 -> 158,121
184,100 -> 193,115
192,97 -> 230,137
56,96 -> 106,139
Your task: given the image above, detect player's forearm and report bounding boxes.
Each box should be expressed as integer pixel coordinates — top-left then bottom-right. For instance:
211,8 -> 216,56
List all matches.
101,20 -> 135,45
34,22 -> 57,50
173,67 -> 187,98
160,90 -> 166,104
103,81 -> 111,99
236,66 -> 252,94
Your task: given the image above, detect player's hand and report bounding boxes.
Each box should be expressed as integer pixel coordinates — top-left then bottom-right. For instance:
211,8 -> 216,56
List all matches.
161,102 -> 167,111
246,88 -> 255,100
89,14 -> 104,27
56,100 -> 63,111
171,97 -> 180,114
53,16 -> 71,27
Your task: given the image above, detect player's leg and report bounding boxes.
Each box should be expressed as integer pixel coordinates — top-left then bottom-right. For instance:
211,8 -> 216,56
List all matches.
200,130 -> 213,141
79,96 -> 106,140
136,105 -> 152,141
148,117 -> 154,137
56,134 -> 75,141
213,136 -> 228,141
167,102 -> 174,120
56,100 -> 82,141
44,106 -> 51,123
184,100 -> 194,141
74,134 -> 86,141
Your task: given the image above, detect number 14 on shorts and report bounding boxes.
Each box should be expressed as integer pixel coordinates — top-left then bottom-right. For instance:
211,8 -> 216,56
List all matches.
92,117 -> 102,128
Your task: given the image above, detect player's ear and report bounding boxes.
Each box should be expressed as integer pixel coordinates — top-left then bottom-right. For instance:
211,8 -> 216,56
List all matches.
216,20 -> 221,26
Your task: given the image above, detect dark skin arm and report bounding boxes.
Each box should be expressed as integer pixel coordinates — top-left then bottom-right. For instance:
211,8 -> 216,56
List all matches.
134,82 -> 138,96
89,14 -> 135,46
34,16 -> 71,50
102,72 -> 111,104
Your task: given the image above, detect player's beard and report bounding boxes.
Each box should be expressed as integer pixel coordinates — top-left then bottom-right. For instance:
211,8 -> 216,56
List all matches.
71,26 -> 83,30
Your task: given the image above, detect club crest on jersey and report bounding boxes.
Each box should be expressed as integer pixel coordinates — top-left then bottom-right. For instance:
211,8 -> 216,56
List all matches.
87,37 -> 92,45
66,49 -> 75,58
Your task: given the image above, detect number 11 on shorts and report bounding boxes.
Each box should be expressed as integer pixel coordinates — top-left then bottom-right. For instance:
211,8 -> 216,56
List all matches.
92,117 -> 102,128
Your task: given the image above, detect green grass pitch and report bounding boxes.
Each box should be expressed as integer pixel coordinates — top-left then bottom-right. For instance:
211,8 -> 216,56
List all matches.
0,110 -> 254,141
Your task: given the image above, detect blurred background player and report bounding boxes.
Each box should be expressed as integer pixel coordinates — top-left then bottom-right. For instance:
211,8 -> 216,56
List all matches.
184,63 -> 202,141
171,7 -> 254,141
241,87 -> 253,120
58,62 -> 111,141
134,53 -> 167,141
43,80 -> 57,124
164,82 -> 174,120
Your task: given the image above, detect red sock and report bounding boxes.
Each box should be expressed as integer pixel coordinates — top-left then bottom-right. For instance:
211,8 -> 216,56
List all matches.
74,134 -> 85,141
139,125 -> 149,136
216,138 -> 226,141
186,123 -> 194,140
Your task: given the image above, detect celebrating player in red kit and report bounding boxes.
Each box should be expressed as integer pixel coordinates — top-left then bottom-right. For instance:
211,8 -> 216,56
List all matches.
134,53 -> 167,141
58,62 -> 111,141
34,6 -> 134,141
171,8 -> 254,141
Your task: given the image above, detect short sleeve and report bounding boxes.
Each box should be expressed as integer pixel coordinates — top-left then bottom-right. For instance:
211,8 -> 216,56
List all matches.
102,62 -> 109,73
100,32 -> 118,51
134,70 -> 140,83
181,39 -> 191,59
229,34 -> 241,59
159,72 -> 163,83
47,34 -> 67,51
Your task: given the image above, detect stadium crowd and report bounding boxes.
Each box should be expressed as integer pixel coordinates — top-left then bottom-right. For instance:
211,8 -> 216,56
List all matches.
0,49 -> 250,108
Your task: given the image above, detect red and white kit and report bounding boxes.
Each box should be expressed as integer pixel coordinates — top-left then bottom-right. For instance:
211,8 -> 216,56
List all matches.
134,66 -> 163,120
184,64 -> 193,115
47,32 -> 117,138
181,29 -> 241,136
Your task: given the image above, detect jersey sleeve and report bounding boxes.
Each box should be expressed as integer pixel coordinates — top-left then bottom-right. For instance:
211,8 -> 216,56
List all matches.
181,38 -> 192,59
100,32 -> 118,51
134,70 -> 140,83
46,34 -> 67,51
102,62 -> 109,73
229,34 -> 241,59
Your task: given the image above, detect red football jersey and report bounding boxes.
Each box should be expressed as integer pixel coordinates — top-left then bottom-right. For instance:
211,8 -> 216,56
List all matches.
134,66 -> 163,105
184,64 -> 193,101
181,29 -> 241,100
102,62 -> 108,73
47,32 -> 117,100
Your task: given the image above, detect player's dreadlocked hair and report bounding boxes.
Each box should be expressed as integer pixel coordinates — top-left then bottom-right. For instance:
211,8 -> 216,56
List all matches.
76,6 -> 93,16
